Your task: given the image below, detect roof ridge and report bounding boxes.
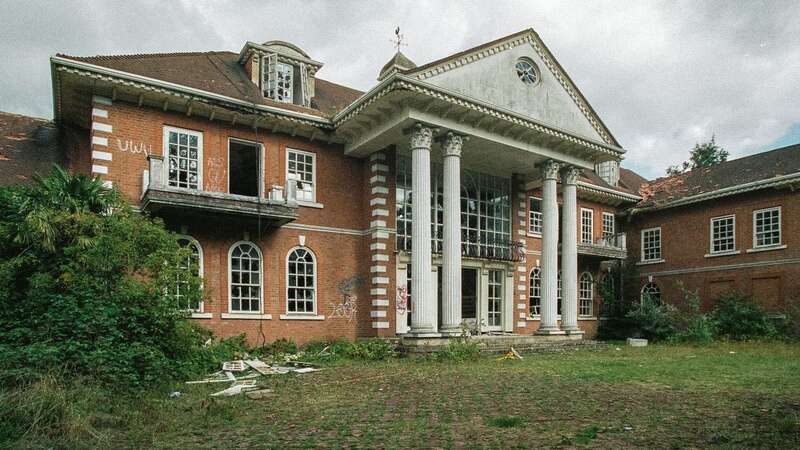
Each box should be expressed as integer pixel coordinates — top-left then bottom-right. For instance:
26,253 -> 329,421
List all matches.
646,142 -> 800,186
57,50 -> 236,61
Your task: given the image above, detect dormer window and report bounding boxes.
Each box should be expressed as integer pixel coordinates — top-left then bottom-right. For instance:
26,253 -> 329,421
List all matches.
266,62 -> 294,103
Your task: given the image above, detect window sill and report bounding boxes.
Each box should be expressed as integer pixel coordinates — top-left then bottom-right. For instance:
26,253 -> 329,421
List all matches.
746,244 -> 786,254
527,233 -> 542,239
221,313 -> 272,320
527,315 -> 540,321
190,312 -> 213,319
704,250 -> 741,258
636,259 -> 665,266
578,316 -> 597,321
297,200 -> 324,209
279,314 -> 325,321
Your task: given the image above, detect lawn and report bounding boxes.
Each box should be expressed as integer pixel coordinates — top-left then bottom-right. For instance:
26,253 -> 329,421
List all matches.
7,341 -> 800,449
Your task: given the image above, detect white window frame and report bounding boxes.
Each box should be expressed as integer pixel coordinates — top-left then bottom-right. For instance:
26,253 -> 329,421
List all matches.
709,214 -> 737,255
529,267 -> 541,317
227,241 -> 263,314
640,282 -> 661,304
528,196 -> 542,236
285,246 -> 318,315
581,208 -> 594,244
752,207 -> 782,249
640,227 -> 663,262
163,126 -> 203,190
286,148 -> 317,205
176,235 -> 204,313
579,272 -> 593,317
602,212 -> 615,237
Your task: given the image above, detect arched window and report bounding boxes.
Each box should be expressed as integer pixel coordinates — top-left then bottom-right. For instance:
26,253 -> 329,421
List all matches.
600,274 -> 615,300
287,247 -> 316,314
529,267 -> 541,316
229,242 -> 262,313
176,236 -> 203,311
579,272 -> 594,316
641,282 -> 661,305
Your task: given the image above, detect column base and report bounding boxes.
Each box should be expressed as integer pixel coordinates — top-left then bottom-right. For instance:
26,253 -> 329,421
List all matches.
405,330 -> 442,338
564,328 -> 584,336
438,326 -> 463,337
536,326 -> 566,335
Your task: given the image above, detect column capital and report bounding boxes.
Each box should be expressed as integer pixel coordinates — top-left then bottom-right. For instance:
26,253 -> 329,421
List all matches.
408,123 -> 435,149
440,132 -> 467,157
560,165 -> 580,185
540,159 -> 561,180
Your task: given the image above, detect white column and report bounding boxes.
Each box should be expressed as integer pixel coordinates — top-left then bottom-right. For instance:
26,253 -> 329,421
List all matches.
537,160 -> 564,334
560,166 -> 581,334
440,132 -> 464,335
409,123 -> 437,335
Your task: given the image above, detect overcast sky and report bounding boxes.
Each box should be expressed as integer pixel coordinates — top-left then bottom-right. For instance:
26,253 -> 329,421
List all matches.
1,0 -> 798,179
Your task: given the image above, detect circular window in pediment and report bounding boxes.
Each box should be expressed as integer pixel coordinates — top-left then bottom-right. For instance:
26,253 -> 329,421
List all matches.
515,58 -> 539,85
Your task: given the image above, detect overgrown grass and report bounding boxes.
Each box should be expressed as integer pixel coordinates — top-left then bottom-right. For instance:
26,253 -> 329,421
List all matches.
2,341 -> 799,449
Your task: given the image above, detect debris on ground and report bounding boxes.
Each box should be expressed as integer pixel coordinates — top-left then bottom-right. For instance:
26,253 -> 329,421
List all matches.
168,391 -> 181,399
186,357 -> 321,397
627,338 -> 648,347
497,347 -> 523,361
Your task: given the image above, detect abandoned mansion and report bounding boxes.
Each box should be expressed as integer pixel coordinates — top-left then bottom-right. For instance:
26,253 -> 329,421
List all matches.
3,28 -> 797,345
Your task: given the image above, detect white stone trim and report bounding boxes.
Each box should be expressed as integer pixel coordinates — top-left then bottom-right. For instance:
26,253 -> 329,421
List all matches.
517,303 -> 526,309
371,163 -> 389,173
370,310 -> 387,318
372,230 -> 389,240
190,312 -> 213,319
370,175 -> 386,184
92,122 -> 113,133
369,152 -> 386,161
640,256 -> 800,277
371,209 -> 389,217
371,254 -> 389,262
516,321 -> 527,328
370,288 -> 387,296
372,321 -> 390,329
371,186 -> 389,195
372,277 -> 389,284
92,95 -> 112,105
370,197 -> 387,206
92,150 -> 112,161
91,164 -> 108,175
370,265 -> 387,273
279,314 -> 325,320
221,313 -> 272,320
372,299 -> 390,307
370,220 -> 387,228
91,136 -> 108,147
102,180 -> 113,188
370,242 -> 387,250
91,108 -> 108,118
746,244 -> 787,254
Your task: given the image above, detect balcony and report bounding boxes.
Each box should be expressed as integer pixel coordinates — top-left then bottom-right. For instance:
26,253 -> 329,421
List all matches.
398,233 -> 525,263
140,155 -> 298,226
576,233 -> 627,259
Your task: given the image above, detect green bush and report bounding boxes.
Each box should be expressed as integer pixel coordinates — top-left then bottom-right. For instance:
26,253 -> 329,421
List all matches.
257,338 -> 298,357
347,339 -> 397,361
0,166 -> 213,387
670,284 -> 717,344
626,292 -> 678,341
713,292 -> 777,340
434,339 -> 481,362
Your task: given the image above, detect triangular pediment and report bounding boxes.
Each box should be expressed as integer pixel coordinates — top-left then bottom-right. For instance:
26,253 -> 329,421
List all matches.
407,30 -> 617,146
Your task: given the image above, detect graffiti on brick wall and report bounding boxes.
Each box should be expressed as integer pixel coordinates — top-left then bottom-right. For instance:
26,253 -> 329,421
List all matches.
330,276 -> 364,322
116,139 -> 152,158
396,285 -> 410,314
206,157 -> 225,192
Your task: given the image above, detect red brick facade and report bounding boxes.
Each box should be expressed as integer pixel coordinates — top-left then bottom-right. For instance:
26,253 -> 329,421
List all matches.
627,188 -> 799,313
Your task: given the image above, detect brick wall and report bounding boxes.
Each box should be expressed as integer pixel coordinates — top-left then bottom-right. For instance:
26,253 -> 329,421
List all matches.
627,188 -> 800,312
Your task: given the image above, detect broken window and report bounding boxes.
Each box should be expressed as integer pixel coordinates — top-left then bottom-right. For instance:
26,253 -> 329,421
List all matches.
176,236 -> 203,312
287,149 -> 315,202
229,242 -> 262,313
229,140 -> 260,197
165,127 -> 202,189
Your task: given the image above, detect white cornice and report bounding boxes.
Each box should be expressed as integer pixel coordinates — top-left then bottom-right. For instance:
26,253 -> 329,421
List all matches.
50,56 -> 331,128
631,172 -> 800,214
576,181 -> 642,203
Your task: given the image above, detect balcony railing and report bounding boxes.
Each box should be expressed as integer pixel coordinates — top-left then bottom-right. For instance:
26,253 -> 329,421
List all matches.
398,233 -> 524,262
575,232 -> 627,259
140,155 -> 299,226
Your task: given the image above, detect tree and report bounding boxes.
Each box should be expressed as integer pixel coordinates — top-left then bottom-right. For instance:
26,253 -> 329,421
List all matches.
0,166 -> 209,386
666,135 -> 729,176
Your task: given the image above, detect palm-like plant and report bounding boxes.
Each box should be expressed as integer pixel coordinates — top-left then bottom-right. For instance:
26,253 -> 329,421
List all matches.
0,165 -> 122,252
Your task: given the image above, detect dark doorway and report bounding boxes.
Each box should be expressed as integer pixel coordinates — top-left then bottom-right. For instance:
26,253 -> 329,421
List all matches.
229,140 -> 260,197
462,268 -> 478,321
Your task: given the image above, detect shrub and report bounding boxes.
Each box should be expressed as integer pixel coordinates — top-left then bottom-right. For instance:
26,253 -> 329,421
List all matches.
347,339 -> 397,361
0,167 -> 209,387
257,338 -> 298,357
626,292 -> 678,341
670,284 -> 717,344
713,292 -> 777,340
434,340 -> 481,362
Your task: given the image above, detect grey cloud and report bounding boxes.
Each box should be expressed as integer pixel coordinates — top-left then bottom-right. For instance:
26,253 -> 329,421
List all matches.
0,0 -> 797,179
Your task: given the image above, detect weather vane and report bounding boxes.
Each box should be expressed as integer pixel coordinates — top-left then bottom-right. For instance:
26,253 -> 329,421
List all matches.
390,26 -> 407,52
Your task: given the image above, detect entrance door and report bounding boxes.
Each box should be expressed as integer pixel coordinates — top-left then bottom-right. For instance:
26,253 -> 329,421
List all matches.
485,269 -> 503,331
462,268 -> 478,327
